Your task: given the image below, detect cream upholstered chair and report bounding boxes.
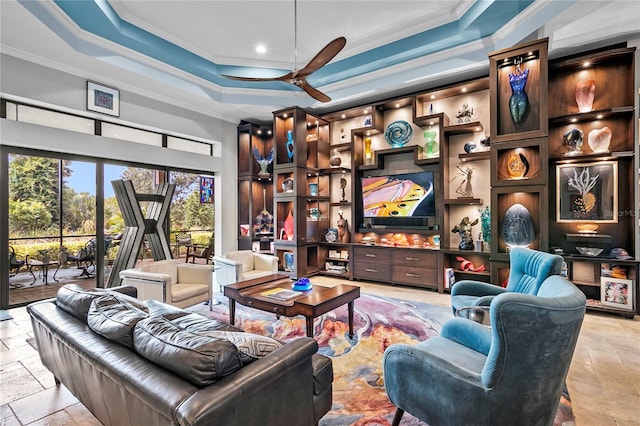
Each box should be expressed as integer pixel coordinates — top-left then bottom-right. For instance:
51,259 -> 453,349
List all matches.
119,259 -> 212,309
212,250 -> 278,286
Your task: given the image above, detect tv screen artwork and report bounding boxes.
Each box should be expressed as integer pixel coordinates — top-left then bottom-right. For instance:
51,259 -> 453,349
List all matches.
361,171 -> 435,218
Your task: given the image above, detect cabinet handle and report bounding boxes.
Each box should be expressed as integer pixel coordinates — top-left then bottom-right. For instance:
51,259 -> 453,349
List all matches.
405,273 -> 421,278
405,257 -> 420,261
366,268 -> 378,272
365,254 -> 376,258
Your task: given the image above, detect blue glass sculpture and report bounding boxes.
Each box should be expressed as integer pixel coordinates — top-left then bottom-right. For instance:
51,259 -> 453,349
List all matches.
501,203 -> 535,247
385,120 -> 413,148
286,130 -> 294,162
508,66 -> 529,124
480,206 -> 491,245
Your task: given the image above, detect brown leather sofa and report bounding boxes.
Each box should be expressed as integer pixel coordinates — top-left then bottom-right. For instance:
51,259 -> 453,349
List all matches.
27,285 -> 333,426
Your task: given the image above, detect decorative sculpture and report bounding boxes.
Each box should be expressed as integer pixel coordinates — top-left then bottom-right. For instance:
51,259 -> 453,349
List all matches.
563,128 -> 584,155
422,128 -> 438,158
456,103 -> 474,123
502,203 -> 535,247
252,146 -> 273,177
587,127 -> 612,153
451,216 -> 478,250
508,57 -> 529,124
479,206 -> 491,247
450,164 -> 474,198
286,130 -> 294,163
575,79 -> 595,112
337,210 -> 351,243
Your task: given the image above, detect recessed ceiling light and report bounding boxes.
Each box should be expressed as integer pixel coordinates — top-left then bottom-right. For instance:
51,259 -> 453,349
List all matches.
570,118 -> 577,123
461,88 -> 467,93
395,103 -> 400,108
341,114 -> 346,119
596,114 -> 603,119
256,45 -> 267,54
430,95 -> 436,100
583,61 -> 591,67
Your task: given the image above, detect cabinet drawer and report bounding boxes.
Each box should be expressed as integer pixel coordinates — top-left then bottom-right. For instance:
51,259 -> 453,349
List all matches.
353,246 -> 392,263
354,262 -> 392,282
392,265 -> 438,288
392,250 -> 437,268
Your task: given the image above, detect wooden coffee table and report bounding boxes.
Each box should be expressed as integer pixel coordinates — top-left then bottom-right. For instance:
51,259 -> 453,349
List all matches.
223,274 -> 360,338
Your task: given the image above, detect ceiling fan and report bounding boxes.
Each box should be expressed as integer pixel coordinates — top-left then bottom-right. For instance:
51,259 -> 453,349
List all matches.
220,0 -> 346,103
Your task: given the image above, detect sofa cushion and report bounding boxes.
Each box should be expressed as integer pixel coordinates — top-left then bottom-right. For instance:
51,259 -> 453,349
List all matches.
167,313 -> 281,364
144,299 -> 191,320
133,316 -> 242,387
204,331 -> 282,365
87,295 -> 148,349
56,284 -> 147,322
225,251 -> 254,273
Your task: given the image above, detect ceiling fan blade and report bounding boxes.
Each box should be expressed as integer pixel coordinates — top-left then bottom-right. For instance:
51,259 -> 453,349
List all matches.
220,71 -> 294,82
300,80 -> 331,103
295,36 -> 346,78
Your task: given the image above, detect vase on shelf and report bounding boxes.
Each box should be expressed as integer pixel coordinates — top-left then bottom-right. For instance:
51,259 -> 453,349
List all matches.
283,252 -> 294,272
283,210 -> 295,241
364,137 -> 373,165
422,128 -> 438,158
575,79 -> 595,112
282,177 -> 294,193
587,127 -> 612,152
308,182 -> 318,196
330,149 -> 342,167
286,130 -> 294,163
508,65 -> 529,124
563,128 -> 584,155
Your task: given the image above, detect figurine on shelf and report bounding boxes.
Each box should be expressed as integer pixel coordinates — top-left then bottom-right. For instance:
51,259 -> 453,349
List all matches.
450,164 -> 474,198
479,206 -> 490,249
340,174 -> 348,202
252,146 -> 273,177
508,57 -> 529,124
337,210 -> 351,243
456,103 -> 474,123
286,130 -> 294,163
452,216 -> 478,250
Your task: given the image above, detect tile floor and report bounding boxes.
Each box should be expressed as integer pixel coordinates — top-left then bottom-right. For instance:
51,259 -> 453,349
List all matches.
1,278 -> 639,425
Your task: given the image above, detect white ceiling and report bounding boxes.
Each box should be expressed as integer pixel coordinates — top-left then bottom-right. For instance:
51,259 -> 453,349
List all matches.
1,1 -> 639,124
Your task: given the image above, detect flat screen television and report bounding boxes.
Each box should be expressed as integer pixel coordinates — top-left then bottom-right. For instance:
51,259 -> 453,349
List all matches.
361,171 -> 435,226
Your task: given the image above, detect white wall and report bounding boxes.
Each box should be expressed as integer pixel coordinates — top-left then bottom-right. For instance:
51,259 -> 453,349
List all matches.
0,54 -> 239,255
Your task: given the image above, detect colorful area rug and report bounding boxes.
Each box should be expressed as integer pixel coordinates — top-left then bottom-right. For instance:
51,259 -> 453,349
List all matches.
188,294 -> 574,426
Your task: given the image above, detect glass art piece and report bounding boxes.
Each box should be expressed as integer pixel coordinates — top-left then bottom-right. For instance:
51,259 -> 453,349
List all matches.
502,203 -> 535,247
254,188 -> 273,234
506,152 -> 529,178
575,79 -> 595,112
286,130 -> 294,162
587,127 -> 612,153
252,146 -> 273,177
308,183 -> 318,196
283,252 -> 294,272
330,149 -> 342,167
563,128 -> 584,155
384,120 -> 413,148
508,58 -> 529,124
282,177 -> 294,193
463,142 -> 476,153
364,137 -> 373,165
283,210 -> 295,240
479,206 -> 491,245
422,128 -> 438,158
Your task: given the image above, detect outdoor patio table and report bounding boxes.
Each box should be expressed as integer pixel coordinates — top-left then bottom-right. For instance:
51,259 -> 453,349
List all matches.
27,259 -> 61,285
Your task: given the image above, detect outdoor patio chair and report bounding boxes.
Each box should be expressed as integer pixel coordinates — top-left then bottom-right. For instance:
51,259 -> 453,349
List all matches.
66,239 -> 97,278
185,237 -> 214,264
173,232 -> 192,257
9,246 -> 27,277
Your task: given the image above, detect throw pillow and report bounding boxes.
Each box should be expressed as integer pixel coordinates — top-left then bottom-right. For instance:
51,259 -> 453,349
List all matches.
56,284 -> 107,322
133,316 -> 242,388
87,295 -> 148,349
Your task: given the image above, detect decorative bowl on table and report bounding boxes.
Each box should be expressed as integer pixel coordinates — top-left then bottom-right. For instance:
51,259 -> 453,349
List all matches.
576,247 -> 603,257
292,277 -> 312,291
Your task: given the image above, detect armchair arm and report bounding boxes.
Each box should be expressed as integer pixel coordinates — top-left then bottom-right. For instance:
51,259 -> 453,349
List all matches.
212,256 -> 243,286
440,318 -> 492,355
253,253 -> 278,273
119,270 -> 172,284
451,280 -> 507,298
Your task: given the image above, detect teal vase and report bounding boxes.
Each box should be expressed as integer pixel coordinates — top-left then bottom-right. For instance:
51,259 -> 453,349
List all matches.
508,68 -> 529,124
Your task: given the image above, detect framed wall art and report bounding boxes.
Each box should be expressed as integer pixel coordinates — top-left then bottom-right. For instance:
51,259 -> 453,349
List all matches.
601,277 -> 633,311
556,160 -> 617,223
87,81 -> 120,116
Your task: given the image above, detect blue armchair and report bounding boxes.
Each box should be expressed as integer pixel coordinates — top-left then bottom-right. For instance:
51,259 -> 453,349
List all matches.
451,247 -> 563,314
383,275 -> 586,426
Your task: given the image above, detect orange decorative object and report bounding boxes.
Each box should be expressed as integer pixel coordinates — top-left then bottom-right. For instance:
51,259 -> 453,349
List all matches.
455,256 -> 486,272
283,210 -> 295,241
364,137 -> 372,165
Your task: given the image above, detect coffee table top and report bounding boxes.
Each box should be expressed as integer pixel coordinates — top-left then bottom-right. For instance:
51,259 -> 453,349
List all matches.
224,274 -> 360,308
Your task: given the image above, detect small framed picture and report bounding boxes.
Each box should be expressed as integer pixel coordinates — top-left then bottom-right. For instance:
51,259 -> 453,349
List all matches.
601,277 -> 633,311
87,81 -> 120,116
